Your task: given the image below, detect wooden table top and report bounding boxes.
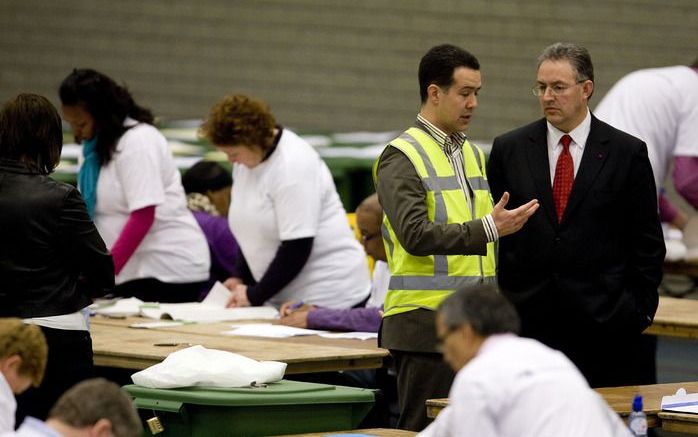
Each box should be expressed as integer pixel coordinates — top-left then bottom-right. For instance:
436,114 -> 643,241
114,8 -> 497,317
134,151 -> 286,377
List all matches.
426,381 -> 698,430
644,296 -> 698,339
274,428 -> 415,436
91,316 -> 389,374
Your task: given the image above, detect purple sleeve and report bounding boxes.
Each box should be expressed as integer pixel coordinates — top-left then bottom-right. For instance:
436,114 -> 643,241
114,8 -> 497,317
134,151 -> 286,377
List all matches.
306,307 -> 382,333
673,156 -> 698,210
658,192 -> 679,223
208,215 -> 239,275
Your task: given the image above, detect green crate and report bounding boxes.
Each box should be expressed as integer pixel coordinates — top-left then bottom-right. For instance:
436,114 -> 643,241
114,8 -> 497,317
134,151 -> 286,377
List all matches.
123,380 -> 375,436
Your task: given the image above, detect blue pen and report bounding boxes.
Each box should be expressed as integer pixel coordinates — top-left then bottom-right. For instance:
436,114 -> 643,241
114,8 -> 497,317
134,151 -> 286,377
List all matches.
285,301 -> 305,316
288,301 -> 305,311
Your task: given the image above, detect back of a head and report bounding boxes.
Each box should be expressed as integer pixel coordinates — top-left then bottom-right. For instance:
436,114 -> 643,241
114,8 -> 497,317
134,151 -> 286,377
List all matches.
0,318 -> 48,387
49,378 -> 142,437
438,284 -> 520,337
356,193 -> 382,221
0,93 -> 63,175
181,160 -> 232,194
418,44 -> 480,103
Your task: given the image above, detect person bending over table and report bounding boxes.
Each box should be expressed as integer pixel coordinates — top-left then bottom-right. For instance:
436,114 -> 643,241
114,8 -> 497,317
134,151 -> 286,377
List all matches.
279,193 -> 388,332
60,69 -> 210,303
419,284 -> 632,437
199,94 -> 371,309
181,160 -> 240,299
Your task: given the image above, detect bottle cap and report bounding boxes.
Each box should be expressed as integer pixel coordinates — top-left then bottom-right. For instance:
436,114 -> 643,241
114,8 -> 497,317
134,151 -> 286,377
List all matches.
632,394 -> 643,412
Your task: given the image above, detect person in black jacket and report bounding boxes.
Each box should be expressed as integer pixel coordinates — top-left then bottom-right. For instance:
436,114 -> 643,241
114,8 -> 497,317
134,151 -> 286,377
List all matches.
0,93 -> 114,422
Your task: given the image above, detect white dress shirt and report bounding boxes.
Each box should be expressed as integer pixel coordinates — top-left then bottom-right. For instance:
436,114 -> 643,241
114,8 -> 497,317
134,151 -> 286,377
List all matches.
0,374 -> 15,433
419,334 -> 632,437
547,109 -> 592,184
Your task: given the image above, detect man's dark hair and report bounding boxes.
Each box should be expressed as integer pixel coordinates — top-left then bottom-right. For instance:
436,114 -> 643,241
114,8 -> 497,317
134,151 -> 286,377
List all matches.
49,378 -> 142,437
418,44 -> 480,103
0,93 -> 63,175
438,284 -> 520,336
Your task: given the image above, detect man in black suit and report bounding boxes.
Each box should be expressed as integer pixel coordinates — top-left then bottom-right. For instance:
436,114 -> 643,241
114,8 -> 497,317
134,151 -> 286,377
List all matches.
487,42 -> 666,388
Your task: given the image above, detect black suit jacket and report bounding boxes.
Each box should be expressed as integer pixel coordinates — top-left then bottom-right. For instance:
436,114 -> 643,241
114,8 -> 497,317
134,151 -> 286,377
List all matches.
487,115 -> 665,344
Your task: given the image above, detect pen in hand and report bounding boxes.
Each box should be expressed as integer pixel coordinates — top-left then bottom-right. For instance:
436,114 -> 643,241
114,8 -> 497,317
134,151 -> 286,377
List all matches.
282,301 -> 305,316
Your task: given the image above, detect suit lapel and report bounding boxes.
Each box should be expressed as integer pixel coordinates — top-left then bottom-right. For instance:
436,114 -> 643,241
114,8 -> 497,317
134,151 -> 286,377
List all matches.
525,120 -> 557,226
562,116 -> 610,222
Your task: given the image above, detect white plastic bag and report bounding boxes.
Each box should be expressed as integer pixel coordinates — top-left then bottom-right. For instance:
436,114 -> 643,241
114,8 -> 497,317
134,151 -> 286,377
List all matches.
131,345 -> 286,388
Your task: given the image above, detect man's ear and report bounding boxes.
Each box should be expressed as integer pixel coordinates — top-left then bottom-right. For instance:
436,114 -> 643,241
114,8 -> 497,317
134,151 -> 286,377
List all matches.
0,355 -> 22,374
89,418 -> 113,437
427,83 -> 441,105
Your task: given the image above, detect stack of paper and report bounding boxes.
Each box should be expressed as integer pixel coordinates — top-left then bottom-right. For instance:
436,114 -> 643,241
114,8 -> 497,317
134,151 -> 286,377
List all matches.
91,282 -> 279,323
661,388 -> 698,413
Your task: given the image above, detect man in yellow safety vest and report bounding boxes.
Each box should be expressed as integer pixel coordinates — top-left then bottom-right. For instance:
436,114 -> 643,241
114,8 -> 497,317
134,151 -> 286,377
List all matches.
374,44 -> 539,431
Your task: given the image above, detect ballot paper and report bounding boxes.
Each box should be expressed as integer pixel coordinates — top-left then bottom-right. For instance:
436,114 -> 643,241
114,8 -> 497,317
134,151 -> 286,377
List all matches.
222,323 -> 327,338
139,304 -> 278,323
661,388 -> 698,413
318,332 -> 378,340
92,282 -> 279,323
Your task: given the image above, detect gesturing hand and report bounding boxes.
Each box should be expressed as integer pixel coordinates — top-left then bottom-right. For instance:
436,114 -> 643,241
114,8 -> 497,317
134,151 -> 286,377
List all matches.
491,192 -> 540,237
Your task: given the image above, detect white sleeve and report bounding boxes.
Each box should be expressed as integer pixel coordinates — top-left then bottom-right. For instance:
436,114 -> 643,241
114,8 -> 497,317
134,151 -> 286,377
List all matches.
450,378 -> 499,437
269,159 -> 321,240
417,406 -> 453,437
114,127 -> 166,211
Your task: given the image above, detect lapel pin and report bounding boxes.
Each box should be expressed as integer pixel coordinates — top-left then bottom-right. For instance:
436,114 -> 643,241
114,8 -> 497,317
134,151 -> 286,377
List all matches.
597,153 -> 603,159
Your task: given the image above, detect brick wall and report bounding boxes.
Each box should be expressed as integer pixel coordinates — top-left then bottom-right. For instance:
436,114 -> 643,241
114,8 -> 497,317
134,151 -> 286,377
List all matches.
1,0 -> 695,140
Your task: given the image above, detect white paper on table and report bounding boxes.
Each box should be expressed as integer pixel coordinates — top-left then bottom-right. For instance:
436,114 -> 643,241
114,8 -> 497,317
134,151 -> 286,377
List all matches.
140,304 -> 278,323
222,323 -> 326,338
201,281 -> 232,307
92,297 -> 144,318
318,332 -> 378,340
129,321 -> 187,329
661,388 -> 698,413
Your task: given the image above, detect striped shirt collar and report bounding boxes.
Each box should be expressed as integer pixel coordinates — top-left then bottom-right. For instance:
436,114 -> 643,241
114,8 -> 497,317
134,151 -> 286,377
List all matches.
416,114 -> 468,150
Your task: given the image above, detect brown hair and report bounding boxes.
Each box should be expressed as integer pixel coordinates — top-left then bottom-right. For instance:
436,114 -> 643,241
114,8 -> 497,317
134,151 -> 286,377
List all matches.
0,93 -> 63,175
0,318 -> 48,386
50,378 -> 142,437
200,94 -> 276,152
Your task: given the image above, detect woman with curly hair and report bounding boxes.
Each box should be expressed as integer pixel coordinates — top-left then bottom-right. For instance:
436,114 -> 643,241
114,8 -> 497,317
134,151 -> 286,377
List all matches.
59,69 -> 210,303
200,94 -> 370,309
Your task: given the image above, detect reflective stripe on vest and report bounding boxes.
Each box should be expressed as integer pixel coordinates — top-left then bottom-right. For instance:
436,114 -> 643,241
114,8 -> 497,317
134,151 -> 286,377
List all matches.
378,127 -> 496,317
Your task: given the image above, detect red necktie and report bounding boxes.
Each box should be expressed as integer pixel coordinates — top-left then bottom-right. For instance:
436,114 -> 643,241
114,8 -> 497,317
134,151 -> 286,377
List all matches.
552,134 -> 574,222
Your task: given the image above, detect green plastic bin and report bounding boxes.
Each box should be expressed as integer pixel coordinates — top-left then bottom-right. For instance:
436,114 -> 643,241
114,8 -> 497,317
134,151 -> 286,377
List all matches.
123,380 -> 375,436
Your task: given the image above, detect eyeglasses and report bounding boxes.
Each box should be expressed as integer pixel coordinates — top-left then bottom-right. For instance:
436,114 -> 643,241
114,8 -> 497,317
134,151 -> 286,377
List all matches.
531,80 -> 587,97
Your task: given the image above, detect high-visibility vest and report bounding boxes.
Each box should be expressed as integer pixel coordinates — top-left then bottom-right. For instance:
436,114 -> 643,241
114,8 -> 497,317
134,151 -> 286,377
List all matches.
376,127 -> 496,317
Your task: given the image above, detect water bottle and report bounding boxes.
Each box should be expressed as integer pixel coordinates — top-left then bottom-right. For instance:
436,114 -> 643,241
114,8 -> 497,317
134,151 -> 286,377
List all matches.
628,394 -> 648,437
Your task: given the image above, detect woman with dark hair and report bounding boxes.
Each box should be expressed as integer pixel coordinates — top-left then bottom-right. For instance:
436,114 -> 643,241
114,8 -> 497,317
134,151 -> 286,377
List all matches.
181,160 -> 239,297
0,93 -> 114,421
200,94 -> 371,309
59,69 -> 210,303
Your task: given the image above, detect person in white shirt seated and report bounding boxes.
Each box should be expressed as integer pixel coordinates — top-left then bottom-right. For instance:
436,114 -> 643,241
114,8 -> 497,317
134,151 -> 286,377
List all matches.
419,284 -> 632,437
0,320 -> 47,433
8,378 -> 141,437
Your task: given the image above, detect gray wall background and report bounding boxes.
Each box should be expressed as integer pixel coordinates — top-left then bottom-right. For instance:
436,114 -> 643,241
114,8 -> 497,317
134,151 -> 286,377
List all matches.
1,0 -> 696,141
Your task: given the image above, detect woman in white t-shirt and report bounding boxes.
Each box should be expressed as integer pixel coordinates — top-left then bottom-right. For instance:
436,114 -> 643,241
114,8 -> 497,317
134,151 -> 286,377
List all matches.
59,69 -> 210,302
200,94 -> 371,309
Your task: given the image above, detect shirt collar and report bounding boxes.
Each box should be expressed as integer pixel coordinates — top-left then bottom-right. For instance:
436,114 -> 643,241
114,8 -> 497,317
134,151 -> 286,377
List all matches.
546,108 -> 591,150
416,114 -> 467,150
